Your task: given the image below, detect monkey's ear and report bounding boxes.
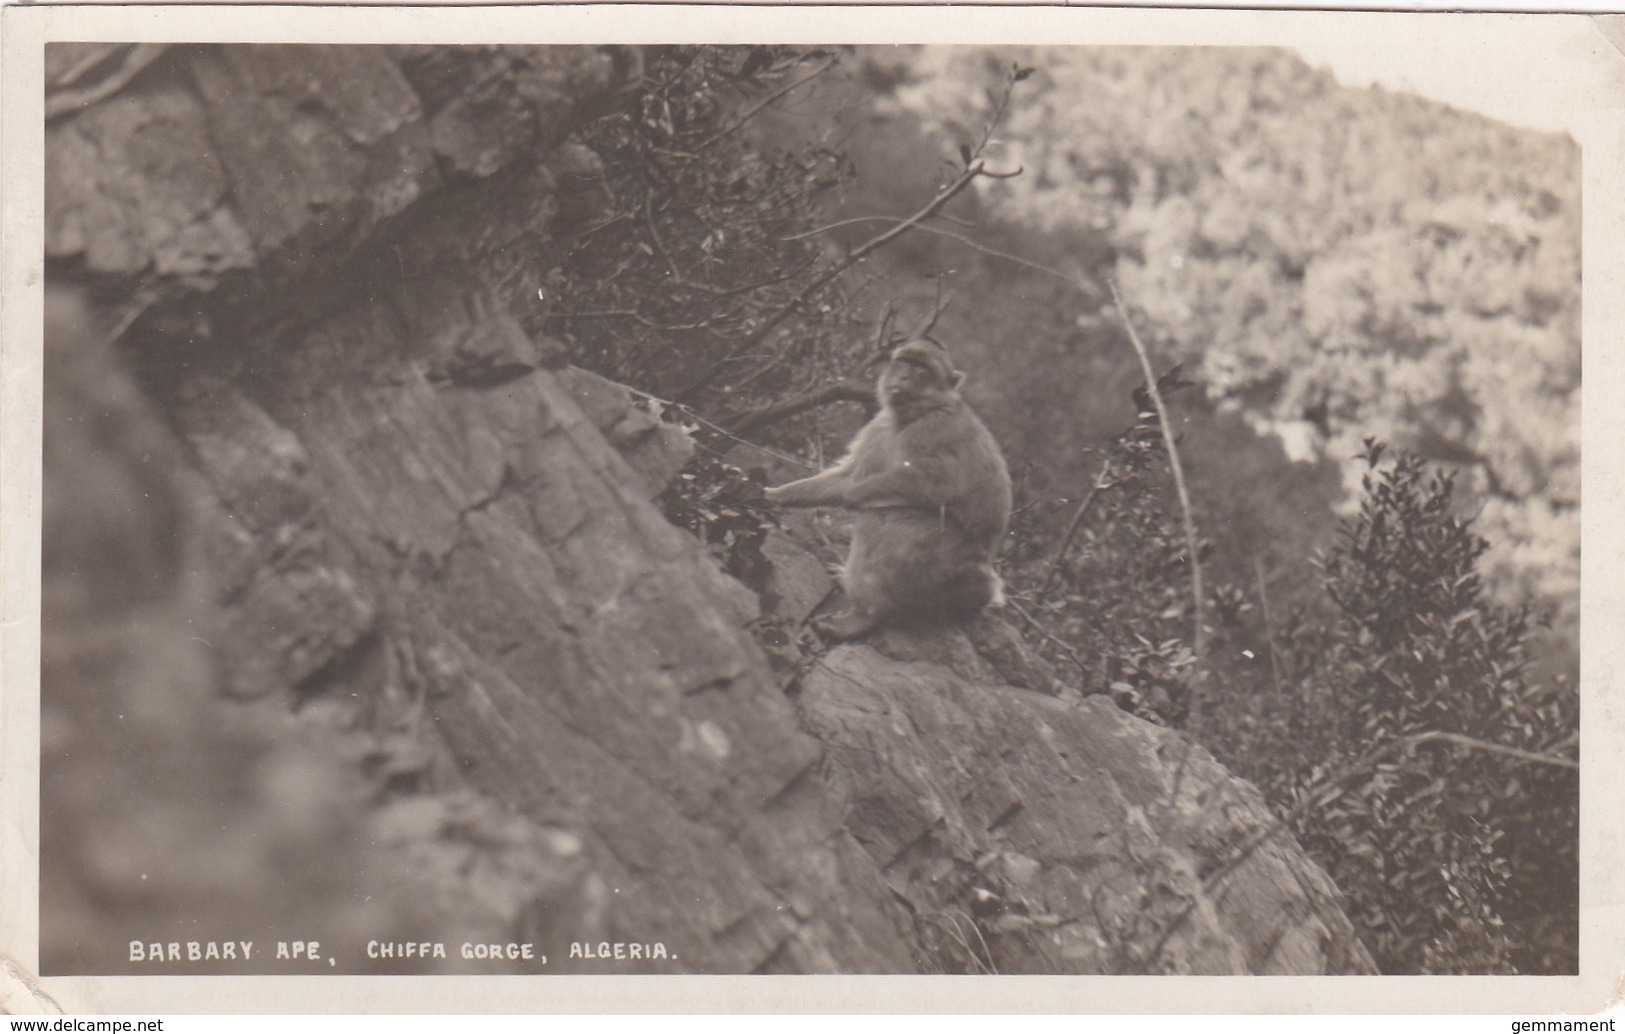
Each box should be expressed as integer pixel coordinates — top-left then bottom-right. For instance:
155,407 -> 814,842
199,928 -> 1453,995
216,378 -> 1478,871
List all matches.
950,369 -> 967,390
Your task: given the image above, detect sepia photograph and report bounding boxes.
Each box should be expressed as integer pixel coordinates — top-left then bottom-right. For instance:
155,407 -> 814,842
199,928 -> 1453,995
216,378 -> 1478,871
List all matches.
1,3 -> 1619,1015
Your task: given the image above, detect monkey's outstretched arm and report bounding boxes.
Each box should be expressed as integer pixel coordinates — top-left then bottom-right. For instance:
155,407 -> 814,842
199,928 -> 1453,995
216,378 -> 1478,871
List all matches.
765,458 -> 857,508
842,460 -> 960,509
769,454 -> 949,510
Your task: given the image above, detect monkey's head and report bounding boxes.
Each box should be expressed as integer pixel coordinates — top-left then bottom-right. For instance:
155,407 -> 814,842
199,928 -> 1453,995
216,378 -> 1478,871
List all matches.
878,339 -> 964,421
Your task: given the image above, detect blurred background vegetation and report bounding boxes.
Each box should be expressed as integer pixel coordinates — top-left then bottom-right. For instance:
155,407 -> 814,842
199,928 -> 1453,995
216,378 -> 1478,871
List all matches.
509,45 -> 1581,975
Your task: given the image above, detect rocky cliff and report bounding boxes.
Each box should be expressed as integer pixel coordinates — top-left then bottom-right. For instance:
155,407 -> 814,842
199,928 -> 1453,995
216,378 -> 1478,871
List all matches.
36,43 -> 1376,976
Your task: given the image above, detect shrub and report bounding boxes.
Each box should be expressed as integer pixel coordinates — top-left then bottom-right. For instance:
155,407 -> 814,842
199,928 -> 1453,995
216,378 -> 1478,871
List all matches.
1025,432 -> 1578,973
1275,441 -> 1577,973
1006,407 -> 1206,726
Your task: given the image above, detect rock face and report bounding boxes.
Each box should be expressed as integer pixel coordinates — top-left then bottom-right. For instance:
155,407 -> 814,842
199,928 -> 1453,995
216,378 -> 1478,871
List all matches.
36,43 -> 1376,975
798,633 -> 1374,974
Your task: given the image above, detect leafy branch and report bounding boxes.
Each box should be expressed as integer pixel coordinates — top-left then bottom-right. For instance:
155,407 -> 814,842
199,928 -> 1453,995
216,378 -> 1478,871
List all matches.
686,155 -> 1022,398
685,63 -> 1030,401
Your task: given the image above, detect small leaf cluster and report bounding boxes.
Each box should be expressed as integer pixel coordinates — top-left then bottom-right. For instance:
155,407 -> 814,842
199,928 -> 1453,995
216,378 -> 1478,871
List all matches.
657,448 -> 777,590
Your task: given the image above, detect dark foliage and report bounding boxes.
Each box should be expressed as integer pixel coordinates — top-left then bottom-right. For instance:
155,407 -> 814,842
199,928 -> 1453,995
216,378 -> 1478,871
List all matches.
543,45 -> 865,411
1286,441 -> 1577,973
1198,441 -> 1578,973
1021,429 -> 1577,973
658,444 -> 777,590
1006,406 -> 1205,726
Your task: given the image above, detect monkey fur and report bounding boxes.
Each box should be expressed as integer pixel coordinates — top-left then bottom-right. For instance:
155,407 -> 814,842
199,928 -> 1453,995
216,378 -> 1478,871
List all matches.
766,338 -> 1012,641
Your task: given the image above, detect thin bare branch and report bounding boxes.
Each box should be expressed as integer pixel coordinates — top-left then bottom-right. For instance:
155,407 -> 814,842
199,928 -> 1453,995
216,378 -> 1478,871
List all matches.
1253,555 -> 1285,697
698,55 -> 840,150
974,70 -> 1021,157
643,191 -> 707,292
1004,597 -> 1090,682
873,302 -> 898,353
680,70 -> 1036,400
619,383 -> 819,472
48,44 -> 129,90
909,287 -> 955,340
681,160 -> 1003,398
553,309 -> 734,333
779,215 -> 902,242
920,912 -> 997,975
1110,279 -> 1205,664
783,216 -> 1104,301
1043,453 -> 1113,593
727,377 -> 877,436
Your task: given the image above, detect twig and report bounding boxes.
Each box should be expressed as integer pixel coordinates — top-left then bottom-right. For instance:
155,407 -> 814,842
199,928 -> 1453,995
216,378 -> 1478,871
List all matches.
913,285 -> 954,340
681,66 -> 1028,401
1404,731 -> 1577,771
619,383 -> 818,472
765,161 -> 1003,332
698,55 -> 840,150
1253,555 -> 1284,698
781,217 -> 1104,300
561,209 -> 635,244
727,377 -> 877,436
700,161 -> 1010,398
709,255 -> 821,299
1043,453 -> 1112,593
903,224 -> 1099,297
874,302 -> 898,354
636,190 -> 821,306
1110,279 -> 1205,663
643,191 -> 706,292
1004,596 -> 1090,682
1165,739 -> 1197,813
553,309 -> 737,333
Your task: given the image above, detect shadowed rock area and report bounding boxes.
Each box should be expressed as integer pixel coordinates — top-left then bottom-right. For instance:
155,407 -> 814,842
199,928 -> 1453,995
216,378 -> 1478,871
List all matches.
35,43 -> 1376,976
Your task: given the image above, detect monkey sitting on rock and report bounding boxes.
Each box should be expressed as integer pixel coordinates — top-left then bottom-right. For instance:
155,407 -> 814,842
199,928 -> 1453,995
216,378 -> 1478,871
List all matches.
766,338 -> 1013,641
